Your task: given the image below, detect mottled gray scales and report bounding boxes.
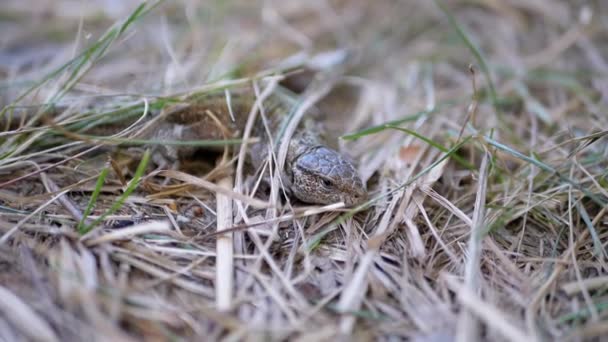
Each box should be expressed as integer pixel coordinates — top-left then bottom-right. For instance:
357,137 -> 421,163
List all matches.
147,86 -> 367,206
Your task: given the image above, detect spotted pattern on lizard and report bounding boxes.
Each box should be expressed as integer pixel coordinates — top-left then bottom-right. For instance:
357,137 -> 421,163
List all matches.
145,85 -> 367,207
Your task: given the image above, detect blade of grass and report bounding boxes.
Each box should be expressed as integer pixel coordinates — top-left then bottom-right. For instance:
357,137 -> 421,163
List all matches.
383,124 -> 474,170
77,165 -> 110,234
558,301 -> 608,323
79,149 -> 151,235
48,1 -> 164,106
340,97 -> 467,142
341,108 -> 435,141
2,1 -> 163,114
0,1 -> 165,164
483,136 -> 607,207
576,201 -> 606,259
434,0 -> 498,109
63,135 -> 248,148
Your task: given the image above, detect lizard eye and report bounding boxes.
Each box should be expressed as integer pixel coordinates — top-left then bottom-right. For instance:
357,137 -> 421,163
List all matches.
321,179 -> 333,188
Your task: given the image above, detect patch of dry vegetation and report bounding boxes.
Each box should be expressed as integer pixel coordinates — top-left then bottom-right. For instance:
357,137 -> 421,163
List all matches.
1,0 -> 607,341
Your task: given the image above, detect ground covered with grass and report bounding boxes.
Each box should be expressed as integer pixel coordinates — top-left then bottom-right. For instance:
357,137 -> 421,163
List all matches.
1,0 -> 608,341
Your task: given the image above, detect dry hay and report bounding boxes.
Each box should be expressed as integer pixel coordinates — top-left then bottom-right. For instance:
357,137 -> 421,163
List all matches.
1,0 -> 607,341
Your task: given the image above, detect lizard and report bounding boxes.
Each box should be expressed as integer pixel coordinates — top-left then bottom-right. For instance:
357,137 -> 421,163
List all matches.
118,84 -> 367,207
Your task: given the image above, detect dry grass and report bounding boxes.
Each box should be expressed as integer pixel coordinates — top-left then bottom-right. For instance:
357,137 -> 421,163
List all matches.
1,0 -> 608,341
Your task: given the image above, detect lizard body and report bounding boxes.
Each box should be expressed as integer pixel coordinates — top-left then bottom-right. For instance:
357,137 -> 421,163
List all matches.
108,86 -> 367,206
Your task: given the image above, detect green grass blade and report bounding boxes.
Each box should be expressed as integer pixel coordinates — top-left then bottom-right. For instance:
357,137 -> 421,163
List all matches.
558,301 -> 608,323
483,136 -> 607,207
77,165 -> 110,234
79,149 -> 151,235
341,109 -> 434,141
2,0 -> 164,116
383,124 -> 475,170
576,201 -> 606,258
340,97 -> 465,142
48,1 -> 164,106
434,0 -> 498,108
484,136 -> 555,173
64,135 -> 246,148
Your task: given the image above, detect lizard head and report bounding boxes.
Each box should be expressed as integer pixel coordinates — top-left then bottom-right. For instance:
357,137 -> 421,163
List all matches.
290,146 -> 367,206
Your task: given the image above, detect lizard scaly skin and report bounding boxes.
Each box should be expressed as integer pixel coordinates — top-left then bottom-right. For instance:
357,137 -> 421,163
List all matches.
142,86 -> 367,206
